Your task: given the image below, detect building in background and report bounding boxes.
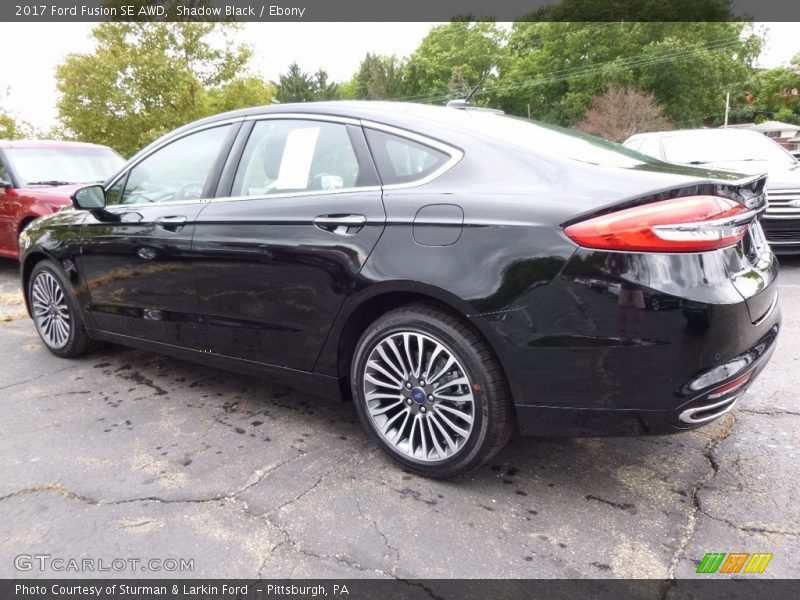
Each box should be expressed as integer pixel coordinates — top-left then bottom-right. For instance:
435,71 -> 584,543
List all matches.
727,120 -> 800,154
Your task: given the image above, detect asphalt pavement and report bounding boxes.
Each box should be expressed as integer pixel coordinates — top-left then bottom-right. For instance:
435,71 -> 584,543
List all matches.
0,256 -> 798,581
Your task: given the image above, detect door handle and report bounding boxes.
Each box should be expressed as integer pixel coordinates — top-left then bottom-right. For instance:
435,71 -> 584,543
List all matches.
155,215 -> 187,232
314,214 -> 367,234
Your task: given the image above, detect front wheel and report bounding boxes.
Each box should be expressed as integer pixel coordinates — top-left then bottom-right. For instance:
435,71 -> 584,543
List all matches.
28,260 -> 94,358
351,303 -> 513,478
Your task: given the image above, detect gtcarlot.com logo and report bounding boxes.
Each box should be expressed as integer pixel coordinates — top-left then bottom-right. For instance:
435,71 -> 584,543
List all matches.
696,552 -> 772,574
15,554 -> 194,573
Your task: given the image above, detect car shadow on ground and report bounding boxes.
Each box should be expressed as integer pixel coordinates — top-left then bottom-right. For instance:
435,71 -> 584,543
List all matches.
76,339 -> 695,493
2,254 -> 700,493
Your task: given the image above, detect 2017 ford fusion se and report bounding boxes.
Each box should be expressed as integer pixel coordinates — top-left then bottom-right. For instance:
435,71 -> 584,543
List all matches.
19,102 -> 780,478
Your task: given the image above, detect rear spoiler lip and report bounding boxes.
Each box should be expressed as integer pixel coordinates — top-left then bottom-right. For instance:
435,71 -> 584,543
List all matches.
560,172 -> 768,229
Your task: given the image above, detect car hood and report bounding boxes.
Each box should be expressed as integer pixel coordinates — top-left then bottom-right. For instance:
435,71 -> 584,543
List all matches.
16,183 -> 83,204
681,160 -> 800,189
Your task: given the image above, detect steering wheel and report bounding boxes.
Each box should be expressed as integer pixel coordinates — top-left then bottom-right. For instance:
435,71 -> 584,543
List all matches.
175,182 -> 203,201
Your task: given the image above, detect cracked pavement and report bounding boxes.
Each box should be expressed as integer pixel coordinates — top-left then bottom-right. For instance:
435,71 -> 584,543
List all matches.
0,257 -> 798,580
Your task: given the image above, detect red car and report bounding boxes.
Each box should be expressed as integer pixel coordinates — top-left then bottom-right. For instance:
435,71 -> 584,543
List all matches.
0,140 -> 123,259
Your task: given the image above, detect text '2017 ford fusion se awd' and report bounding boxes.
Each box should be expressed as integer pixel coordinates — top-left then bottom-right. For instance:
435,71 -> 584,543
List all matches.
19,102 -> 780,478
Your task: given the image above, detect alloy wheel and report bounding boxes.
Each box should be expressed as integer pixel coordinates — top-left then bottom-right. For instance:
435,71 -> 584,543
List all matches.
31,271 -> 71,349
362,331 -> 475,462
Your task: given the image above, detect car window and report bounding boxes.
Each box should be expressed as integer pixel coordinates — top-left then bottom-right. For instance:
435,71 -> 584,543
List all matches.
365,129 -> 450,185
112,125 -> 232,206
660,130 -> 797,167
3,146 -> 123,186
623,137 -> 643,152
0,159 -> 10,184
638,136 -> 663,160
232,120 -> 360,197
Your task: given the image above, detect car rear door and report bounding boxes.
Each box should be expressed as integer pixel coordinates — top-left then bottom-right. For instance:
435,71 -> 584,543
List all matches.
76,123 -> 240,345
190,115 -> 385,371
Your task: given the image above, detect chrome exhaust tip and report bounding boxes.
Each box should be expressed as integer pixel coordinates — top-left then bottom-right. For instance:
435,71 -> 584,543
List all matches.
678,395 -> 739,424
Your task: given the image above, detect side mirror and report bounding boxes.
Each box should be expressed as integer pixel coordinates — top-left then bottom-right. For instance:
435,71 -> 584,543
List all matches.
72,184 -> 106,210
0,180 -> 12,190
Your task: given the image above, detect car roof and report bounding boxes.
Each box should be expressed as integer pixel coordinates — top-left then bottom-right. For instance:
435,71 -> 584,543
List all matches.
166,101 -> 524,146
0,139 -> 112,150
189,100 -> 473,125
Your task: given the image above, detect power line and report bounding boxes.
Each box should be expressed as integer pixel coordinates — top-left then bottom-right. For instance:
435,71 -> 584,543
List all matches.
391,38 -> 746,105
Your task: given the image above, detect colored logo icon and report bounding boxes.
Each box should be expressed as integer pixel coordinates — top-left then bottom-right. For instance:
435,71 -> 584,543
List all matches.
696,552 -> 773,574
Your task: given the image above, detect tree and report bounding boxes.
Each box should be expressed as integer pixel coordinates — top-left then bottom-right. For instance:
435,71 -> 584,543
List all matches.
0,111 -> 21,140
575,86 -> 672,142
497,21 -> 761,127
312,69 -> 340,101
402,21 -> 504,104
56,23 -> 275,157
349,53 -> 405,100
275,63 -> 339,103
0,90 -> 33,140
746,55 -> 800,125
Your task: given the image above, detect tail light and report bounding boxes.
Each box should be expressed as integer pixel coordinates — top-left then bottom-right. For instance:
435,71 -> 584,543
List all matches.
707,372 -> 752,400
564,196 -> 755,253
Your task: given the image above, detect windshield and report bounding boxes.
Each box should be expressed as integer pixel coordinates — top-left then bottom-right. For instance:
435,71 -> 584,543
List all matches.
660,131 -> 797,168
5,146 -> 124,186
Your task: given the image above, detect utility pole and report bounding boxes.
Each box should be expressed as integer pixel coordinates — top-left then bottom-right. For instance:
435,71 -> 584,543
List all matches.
724,91 -> 730,128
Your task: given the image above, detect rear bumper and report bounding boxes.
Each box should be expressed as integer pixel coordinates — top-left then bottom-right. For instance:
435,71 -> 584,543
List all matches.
513,322 -> 778,436
475,246 -> 781,437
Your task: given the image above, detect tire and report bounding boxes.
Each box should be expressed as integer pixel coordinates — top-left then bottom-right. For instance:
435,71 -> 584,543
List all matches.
351,303 -> 514,478
27,259 -> 95,358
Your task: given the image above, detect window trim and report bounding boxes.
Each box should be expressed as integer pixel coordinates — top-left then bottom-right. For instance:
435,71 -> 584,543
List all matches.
216,113 -> 382,202
225,116 -> 373,200
101,112 -> 463,209
103,121 -> 240,209
360,120 -> 464,190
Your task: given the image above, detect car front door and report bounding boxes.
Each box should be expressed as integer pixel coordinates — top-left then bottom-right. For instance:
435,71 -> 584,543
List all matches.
190,116 -> 385,371
0,155 -> 18,256
76,123 -> 239,346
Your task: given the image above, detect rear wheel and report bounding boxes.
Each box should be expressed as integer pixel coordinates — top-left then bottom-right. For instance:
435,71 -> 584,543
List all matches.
351,303 -> 513,478
28,260 -> 94,358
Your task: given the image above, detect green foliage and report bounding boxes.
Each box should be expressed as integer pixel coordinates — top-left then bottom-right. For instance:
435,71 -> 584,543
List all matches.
746,58 -> 800,125
402,21 -> 504,103
56,23 -> 274,157
495,22 -> 761,127
0,111 -> 22,140
349,53 -> 406,100
0,93 -> 34,140
275,62 -> 339,103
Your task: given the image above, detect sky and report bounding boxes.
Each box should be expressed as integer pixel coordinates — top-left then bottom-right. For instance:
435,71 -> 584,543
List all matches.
0,22 -> 797,131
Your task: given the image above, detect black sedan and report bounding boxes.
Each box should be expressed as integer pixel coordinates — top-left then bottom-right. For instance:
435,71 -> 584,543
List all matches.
19,102 -> 780,478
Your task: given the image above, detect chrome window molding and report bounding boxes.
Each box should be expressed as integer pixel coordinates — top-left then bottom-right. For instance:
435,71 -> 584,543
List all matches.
103,112 -> 464,207
103,117 -> 245,193
244,113 -> 361,126
209,185 -> 383,205
360,120 -> 464,190
101,197 -> 213,211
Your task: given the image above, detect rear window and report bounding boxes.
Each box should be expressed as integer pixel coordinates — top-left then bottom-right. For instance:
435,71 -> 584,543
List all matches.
463,112 -> 654,169
365,129 -> 450,185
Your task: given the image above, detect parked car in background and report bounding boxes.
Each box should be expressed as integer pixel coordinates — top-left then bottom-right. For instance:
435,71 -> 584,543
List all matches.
0,140 -> 124,259
623,128 -> 800,253
20,103 -> 779,477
